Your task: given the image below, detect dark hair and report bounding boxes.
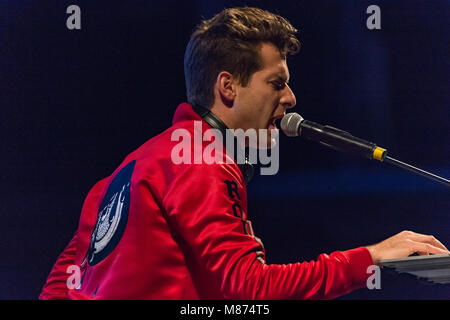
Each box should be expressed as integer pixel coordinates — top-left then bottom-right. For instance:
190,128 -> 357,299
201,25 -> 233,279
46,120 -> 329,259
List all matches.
184,7 -> 300,108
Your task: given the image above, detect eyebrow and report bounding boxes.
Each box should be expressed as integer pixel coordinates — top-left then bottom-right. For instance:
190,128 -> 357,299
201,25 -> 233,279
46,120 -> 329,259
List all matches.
268,72 -> 290,84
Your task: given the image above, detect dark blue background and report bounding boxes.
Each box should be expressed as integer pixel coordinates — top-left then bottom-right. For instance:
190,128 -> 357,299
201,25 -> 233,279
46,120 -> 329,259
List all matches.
0,0 -> 449,299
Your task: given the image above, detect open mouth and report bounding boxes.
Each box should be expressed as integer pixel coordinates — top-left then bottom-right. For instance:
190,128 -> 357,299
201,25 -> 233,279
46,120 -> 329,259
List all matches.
269,118 -> 277,129
268,115 -> 283,130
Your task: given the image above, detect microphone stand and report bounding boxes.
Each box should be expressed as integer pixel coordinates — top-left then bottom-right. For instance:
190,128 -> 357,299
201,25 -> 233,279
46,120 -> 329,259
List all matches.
383,156 -> 450,188
280,112 -> 450,188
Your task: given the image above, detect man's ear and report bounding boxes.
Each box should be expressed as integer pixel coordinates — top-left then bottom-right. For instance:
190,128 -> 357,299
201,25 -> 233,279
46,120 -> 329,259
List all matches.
216,71 -> 236,107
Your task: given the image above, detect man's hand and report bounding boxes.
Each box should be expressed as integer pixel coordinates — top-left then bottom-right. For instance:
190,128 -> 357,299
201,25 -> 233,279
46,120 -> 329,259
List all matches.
366,230 -> 450,265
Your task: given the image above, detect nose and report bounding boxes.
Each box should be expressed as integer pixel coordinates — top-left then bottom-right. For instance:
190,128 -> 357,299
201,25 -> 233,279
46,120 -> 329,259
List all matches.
280,84 -> 296,110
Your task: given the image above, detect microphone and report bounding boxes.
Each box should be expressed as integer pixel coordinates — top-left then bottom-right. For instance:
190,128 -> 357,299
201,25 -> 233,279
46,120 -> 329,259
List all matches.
281,112 -> 387,161
281,112 -> 450,188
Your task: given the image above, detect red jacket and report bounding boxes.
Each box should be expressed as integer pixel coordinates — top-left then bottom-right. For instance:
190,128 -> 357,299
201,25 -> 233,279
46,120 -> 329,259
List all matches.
39,102 -> 373,300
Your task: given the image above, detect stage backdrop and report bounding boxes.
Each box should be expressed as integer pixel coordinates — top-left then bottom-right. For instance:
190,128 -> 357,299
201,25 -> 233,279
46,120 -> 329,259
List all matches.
0,0 -> 449,299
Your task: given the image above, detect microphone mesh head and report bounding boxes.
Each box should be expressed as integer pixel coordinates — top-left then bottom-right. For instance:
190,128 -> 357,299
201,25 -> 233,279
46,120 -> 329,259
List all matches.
281,113 -> 303,137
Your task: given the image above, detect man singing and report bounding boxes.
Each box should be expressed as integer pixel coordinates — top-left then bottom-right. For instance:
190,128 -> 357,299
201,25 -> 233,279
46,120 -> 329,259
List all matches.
40,7 -> 448,300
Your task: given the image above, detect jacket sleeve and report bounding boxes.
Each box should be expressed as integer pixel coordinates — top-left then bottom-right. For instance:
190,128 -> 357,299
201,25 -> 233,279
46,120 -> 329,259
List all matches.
39,231 -> 78,300
163,162 -> 374,300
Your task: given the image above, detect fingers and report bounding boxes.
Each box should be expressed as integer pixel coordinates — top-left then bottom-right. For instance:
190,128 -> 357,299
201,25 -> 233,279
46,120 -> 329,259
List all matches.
405,231 -> 449,252
366,230 -> 449,264
406,239 -> 450,256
